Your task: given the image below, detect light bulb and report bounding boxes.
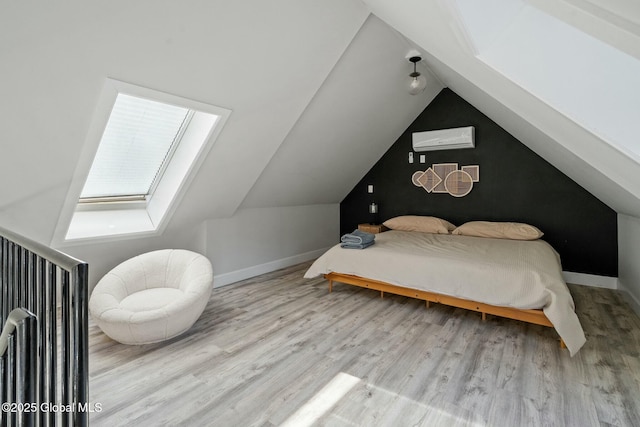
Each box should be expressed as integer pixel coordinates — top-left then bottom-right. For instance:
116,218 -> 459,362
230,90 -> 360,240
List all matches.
409,73 -> 427,95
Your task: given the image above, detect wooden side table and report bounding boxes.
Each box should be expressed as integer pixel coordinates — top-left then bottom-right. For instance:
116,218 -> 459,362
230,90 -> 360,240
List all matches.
358,224 -> 388,234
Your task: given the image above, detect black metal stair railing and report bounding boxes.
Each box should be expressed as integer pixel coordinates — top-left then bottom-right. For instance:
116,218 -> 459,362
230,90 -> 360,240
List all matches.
0,226 -> 88,426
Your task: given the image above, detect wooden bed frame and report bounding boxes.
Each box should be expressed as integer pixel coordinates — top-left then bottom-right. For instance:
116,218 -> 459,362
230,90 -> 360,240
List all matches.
324,272 -> 566,348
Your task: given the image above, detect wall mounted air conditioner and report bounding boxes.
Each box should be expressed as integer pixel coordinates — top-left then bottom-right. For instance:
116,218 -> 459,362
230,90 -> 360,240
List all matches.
412,126 -> 475,151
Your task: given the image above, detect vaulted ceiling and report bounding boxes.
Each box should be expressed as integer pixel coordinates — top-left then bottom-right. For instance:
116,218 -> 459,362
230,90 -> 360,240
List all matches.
362,0 -> 640,216
1,0 -> 639,246
0,0 -> 439,244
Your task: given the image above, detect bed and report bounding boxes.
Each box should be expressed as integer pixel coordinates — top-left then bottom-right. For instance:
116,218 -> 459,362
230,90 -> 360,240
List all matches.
304,225 -> 586,356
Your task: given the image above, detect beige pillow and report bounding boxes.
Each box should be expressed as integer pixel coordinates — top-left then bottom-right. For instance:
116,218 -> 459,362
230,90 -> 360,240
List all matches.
452,221 -> 543,240
383,215 -> 456,234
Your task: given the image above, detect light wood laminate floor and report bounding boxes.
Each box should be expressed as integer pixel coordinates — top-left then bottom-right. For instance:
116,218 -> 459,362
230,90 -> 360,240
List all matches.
89,262 -> 640,426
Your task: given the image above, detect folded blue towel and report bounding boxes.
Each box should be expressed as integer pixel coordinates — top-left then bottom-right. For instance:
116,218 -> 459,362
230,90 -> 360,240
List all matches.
340,229 -> 375,245
340,240 -> 375,250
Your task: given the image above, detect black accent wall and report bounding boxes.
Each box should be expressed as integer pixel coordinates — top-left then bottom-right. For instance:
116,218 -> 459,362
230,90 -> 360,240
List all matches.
341,88 -> 618,277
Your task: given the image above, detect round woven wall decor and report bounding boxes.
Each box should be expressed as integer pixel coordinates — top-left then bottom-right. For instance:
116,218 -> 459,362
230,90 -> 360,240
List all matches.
444,170 -> 473,197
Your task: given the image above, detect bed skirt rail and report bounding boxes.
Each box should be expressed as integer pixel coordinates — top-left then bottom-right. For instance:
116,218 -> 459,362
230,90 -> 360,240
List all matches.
0,226 -> 89,426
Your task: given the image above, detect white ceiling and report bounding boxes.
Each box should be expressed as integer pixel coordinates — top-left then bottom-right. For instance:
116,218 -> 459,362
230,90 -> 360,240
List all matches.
1,0 -> 639,245
363,0 -> 640,216
240,15 -> 441,209
0,0 -> 437,243
456,0 -> 640,161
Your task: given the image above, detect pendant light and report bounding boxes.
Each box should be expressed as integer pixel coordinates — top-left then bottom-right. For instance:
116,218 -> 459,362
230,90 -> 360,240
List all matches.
408,56 -> 427,95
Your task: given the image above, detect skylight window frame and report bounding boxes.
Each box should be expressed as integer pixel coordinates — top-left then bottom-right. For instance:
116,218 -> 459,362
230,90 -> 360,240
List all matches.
52,78 -> 231,245
144,109 -> 195,200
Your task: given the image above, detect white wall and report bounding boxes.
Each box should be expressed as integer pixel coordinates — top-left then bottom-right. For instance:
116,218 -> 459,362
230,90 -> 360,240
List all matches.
206,204 -> 339,287
618,213 -> 640,315
58,203 -> 339,293
61,224 -> 207,293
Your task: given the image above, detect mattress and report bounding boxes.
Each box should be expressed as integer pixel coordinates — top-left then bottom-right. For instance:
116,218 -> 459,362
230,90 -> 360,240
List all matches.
304,230 -> 586,356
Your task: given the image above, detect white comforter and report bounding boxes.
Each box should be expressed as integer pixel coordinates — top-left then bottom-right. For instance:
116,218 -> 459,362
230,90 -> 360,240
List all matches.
304,230 -> 586,356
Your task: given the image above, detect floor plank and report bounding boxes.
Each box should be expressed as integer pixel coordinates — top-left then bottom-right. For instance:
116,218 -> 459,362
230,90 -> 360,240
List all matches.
88,263 -> 640,426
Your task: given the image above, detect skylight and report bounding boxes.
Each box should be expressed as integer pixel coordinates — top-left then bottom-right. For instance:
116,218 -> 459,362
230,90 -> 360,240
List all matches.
80,94 -> 192,200
54,79 -> 231,243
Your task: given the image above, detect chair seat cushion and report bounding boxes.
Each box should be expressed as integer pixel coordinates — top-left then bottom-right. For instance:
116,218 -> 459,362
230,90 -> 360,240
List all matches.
119,288 -> 185,312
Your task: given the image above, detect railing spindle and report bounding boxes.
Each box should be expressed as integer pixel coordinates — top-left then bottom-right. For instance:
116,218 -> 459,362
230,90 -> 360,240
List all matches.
0,227 -> 88,426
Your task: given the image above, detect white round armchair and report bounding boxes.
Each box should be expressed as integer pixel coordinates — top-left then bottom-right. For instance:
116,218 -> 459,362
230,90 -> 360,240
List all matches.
89,249 -> 213,345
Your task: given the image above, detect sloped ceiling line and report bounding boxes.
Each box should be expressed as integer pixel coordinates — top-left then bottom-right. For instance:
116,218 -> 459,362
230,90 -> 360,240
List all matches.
362,0 -> 640,217
239,14 -> 443,210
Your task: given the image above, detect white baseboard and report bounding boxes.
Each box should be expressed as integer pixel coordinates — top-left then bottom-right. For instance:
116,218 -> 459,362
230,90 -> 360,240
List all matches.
213,247 -> 329,288
214,261 -> 620,292
562,271 -> 618,289
618,283 -> 640,317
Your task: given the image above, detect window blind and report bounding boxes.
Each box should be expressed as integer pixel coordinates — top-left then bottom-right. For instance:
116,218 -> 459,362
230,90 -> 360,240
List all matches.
80,94 -> 190,199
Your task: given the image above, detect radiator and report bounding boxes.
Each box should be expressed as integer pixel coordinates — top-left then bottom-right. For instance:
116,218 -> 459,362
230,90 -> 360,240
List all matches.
0,227 -> 88,426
